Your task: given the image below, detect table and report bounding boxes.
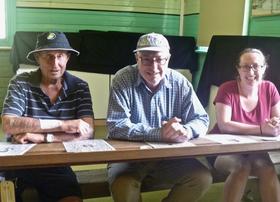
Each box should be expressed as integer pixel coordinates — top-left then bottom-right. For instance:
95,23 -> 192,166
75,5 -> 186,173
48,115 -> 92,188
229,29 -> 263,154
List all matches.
1,135 -> 280,170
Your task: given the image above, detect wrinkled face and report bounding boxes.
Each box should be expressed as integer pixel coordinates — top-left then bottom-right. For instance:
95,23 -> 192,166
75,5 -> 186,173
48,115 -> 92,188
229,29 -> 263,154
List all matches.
237,52 -> 266,87
35,50 -> 70,81
135,51 -> 170,91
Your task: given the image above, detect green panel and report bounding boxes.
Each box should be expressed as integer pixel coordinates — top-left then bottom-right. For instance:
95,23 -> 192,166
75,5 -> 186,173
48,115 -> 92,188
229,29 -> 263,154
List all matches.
17,0 -> 181,15
0,50 -> 14,78
0,88 -> 8,98
193,52 -> 207,91
0,78 -> 11,87
16,8 -> 180,35
184,0 -> 200,14
0,50 -> 14,113
249,15 -> 280,37
183,14 -> 199,38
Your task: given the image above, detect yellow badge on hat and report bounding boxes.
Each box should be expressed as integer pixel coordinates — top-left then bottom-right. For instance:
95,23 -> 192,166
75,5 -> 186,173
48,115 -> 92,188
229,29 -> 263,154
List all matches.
47,32 -> 56,40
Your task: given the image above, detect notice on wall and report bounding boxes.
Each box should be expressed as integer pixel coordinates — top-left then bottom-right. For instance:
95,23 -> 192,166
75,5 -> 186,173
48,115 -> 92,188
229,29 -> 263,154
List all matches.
252,0 -> 280,16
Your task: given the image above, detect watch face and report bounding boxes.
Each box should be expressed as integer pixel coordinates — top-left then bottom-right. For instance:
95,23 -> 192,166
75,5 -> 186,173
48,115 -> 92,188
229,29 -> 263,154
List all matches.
47,134 -> 54,143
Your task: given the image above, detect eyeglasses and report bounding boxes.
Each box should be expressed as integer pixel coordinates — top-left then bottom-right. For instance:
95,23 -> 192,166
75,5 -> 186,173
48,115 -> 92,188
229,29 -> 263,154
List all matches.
239,64 -> 265,72
138,56 -> 169,65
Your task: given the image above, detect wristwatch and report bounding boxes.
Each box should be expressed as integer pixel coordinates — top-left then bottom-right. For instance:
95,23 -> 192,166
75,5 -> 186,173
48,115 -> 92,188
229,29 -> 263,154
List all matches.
45,133 -> 54,143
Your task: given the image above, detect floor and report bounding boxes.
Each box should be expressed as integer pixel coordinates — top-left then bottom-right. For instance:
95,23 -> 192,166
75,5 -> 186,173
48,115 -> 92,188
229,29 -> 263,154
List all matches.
83,180 -> 262,202
84,182 -> 225,202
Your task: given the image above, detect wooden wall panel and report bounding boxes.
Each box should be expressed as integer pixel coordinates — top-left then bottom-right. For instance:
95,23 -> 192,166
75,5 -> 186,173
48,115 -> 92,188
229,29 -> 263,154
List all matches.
16,0 -> 181,15
183,14 -> 199,38
0,50 -> 14,113
249,15 -> 280,37
184,0 -> 199,14
16,8 -> 180,35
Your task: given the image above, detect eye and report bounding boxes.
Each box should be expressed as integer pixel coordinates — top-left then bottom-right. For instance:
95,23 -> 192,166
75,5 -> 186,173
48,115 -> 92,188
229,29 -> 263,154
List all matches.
57,54 -> 63,58
239,64 -> 264,71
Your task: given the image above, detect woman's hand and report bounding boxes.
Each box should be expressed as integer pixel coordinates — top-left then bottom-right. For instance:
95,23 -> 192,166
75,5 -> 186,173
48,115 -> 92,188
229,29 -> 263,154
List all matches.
261,117 -> 280,136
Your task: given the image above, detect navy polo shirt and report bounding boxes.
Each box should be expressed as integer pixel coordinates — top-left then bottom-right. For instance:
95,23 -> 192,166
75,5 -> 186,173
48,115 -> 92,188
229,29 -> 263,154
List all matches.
2,69 -> 94,120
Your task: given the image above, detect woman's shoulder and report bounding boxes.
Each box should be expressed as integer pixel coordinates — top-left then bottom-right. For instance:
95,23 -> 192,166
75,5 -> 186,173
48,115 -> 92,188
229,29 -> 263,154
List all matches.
219,80 -> 237,91
260,80 -> 278,93
261,80 -> 276,87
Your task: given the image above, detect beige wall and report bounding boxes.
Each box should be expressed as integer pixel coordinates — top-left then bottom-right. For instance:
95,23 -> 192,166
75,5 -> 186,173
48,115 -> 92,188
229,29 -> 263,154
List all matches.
198,0 -> 247,46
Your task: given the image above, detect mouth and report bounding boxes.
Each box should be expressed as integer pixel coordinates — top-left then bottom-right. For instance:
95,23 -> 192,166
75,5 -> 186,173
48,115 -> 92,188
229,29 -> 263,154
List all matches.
50,69 -> 60,73
147,72 -> 159,76
246,75 -> 255,80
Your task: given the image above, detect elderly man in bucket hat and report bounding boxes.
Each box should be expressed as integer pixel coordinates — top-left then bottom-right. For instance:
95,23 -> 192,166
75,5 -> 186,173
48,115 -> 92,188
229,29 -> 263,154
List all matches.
106,32 -> 212,202
2,31 -> 94,202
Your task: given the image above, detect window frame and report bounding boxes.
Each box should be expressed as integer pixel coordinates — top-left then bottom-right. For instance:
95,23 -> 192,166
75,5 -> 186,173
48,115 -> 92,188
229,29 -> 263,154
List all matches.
0,0 -> 16,47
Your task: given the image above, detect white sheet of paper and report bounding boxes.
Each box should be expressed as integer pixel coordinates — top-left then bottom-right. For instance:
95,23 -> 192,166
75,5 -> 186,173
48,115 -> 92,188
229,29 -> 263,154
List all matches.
204,134 -> 258,144
146,141 -> 195,149
63,139 -> 115,153
0,142 -> 36,156
248,135 -> 280,141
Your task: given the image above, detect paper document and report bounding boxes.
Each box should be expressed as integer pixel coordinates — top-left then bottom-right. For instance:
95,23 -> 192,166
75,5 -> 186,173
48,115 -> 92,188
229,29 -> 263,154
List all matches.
248,135 -> 280,141
63,139 -> 115,153
204,134 -> 257,144
0,142 -> 35,156
146,141 -> 195,149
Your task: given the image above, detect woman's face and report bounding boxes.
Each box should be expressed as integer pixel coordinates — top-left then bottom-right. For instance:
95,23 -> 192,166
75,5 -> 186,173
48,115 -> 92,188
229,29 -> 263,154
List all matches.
237,52 -> 266,87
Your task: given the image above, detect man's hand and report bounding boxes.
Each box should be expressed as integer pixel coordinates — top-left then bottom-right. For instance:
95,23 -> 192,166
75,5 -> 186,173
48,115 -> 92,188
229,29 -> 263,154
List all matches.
161,117 -> 190,143
61,119 -> 92,137
12,133 -> 45,144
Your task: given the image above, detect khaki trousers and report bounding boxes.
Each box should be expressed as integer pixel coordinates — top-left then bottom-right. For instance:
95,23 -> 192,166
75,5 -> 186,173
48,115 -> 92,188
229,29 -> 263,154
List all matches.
108,158 -> 212,202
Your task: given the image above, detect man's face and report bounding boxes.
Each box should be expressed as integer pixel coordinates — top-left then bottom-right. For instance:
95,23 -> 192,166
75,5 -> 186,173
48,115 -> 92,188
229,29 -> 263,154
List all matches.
35,50 -> 70,81
136,51 -> 170,91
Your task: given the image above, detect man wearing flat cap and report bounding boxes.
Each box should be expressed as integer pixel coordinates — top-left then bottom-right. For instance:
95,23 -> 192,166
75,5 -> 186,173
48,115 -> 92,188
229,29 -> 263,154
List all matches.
106,32 -> 212,202
2,31 -> 94,202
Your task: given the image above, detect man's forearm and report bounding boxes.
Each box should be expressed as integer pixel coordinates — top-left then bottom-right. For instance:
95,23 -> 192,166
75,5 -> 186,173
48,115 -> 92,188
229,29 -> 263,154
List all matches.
2,115 -> 94,139
2,116 -> 62,136
2,116 -> 42,136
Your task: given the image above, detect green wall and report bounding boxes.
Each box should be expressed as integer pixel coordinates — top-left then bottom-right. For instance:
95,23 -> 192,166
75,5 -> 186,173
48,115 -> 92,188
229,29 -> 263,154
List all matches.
16,8 -> 180,35
249,15 -> 280,37
184,14 -> 199,38
0,50 -> 14,111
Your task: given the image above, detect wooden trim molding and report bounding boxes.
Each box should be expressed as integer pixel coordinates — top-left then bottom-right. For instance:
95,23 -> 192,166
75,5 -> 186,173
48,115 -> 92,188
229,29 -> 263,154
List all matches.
94,119 -> 106,126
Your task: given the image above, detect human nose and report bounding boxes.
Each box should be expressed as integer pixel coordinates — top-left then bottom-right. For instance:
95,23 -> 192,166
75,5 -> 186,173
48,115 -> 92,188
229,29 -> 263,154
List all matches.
151,59 -> 158,66
248,66 -> 255,72
49,56 -> 60,66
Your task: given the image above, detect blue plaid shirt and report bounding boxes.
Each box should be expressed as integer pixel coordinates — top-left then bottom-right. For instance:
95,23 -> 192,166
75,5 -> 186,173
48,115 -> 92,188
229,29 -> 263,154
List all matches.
107,64 -> 209,142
